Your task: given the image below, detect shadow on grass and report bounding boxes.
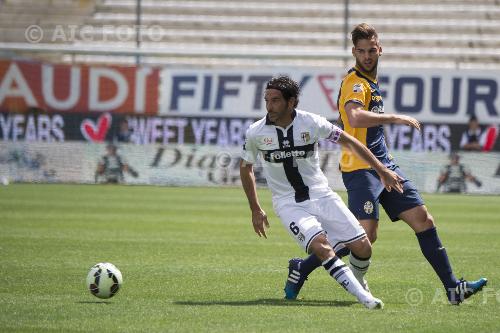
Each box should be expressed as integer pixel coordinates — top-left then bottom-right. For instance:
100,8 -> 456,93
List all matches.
174,298 -> 357,307
76,301 -> 113,305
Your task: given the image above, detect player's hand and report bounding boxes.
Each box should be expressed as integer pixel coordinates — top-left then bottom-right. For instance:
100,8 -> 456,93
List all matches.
251,209 -> 270,238
379,169 -> 404,194
396,115 -> 421,131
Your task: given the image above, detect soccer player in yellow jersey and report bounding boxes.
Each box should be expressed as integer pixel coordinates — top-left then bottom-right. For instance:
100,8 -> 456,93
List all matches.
284,23 -> 487,305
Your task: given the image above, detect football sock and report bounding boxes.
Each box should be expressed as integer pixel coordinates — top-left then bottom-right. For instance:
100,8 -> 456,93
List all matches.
336,247 -> 351,258
301,248 -> 351,276
349,252 -> 370,284
322,256 -> 371,301
300,254 -> 322,276
416,227 -> 458,289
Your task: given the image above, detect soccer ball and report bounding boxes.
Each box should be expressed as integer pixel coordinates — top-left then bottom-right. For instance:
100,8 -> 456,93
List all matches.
86,263 -> 123,299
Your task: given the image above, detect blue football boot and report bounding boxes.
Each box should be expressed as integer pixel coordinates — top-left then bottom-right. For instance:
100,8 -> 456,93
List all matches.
448,277 -> 488,305
284,258 -> 308,300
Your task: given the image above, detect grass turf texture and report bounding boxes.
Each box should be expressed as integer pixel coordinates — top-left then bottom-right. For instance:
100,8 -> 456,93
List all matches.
1,184 -> 499,332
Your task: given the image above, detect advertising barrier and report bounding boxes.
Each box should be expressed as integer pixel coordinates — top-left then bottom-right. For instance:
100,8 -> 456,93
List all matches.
1,142 -> 499,194
1,60 -> 500,124
1,111 -> 499,152
1,60 -> 499,192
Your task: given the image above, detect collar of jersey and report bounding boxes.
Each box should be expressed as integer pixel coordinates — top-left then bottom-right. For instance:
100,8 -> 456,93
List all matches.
265,109 -> 297,129
353,66 -> 377,83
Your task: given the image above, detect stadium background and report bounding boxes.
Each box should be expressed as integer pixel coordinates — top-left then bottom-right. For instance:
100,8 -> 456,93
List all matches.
1,1 -> 500,332
1,0 -> 499,194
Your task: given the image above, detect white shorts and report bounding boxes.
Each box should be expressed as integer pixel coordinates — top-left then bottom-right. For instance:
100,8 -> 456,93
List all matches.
274,192 -> 366,253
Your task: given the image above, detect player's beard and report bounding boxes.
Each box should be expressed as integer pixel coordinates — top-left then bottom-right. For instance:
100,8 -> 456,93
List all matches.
268,106 -> 293,127
356,58 -> 378,77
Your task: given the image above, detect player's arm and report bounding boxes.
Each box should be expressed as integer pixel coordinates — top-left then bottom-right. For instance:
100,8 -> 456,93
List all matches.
96,159 -> 105,175
95,159 -> 105,183
336,130 -> 404,193
345,101 -> 421,130
461,141 -> 482,151
460,131 -> 482,150
240,159 -> 269,238
436,169 -> 449,192
463,168 -> 482,187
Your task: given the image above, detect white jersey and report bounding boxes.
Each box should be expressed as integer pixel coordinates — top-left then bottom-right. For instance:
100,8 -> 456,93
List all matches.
241,109 -> 342,204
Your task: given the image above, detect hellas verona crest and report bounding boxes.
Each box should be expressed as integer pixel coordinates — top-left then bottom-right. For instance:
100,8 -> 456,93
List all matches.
364,201 -> 374,214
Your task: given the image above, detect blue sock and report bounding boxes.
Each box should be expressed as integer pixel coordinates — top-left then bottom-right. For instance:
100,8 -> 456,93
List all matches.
300,248 -> 351,276
300,254 -> 322,276
336,247 -> 351,258
416,227 -> 458,289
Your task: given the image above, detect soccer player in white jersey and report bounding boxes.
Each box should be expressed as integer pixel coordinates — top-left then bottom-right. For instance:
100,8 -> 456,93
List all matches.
240,75 -> 404,309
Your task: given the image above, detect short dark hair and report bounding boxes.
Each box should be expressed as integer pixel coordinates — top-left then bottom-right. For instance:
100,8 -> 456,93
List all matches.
266,75 -> 300,107
351,23 -> 379,46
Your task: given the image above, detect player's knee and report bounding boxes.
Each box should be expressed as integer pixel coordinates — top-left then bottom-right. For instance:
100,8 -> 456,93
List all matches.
413,212 -> 435,233
350,236 -> 372,258
308,234 -> 335,262
425,213 -> 435,228
367,230 -> 377,244
404,206 -> 436,233
359,219 -> 378,244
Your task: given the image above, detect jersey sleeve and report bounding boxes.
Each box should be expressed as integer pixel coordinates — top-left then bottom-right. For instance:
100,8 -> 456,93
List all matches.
316,115 -> 343,143
341,76 -> 368,107
240,129 -> 258,164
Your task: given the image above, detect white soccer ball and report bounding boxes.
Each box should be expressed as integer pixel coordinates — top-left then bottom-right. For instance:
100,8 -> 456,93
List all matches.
86,262 -> 123,299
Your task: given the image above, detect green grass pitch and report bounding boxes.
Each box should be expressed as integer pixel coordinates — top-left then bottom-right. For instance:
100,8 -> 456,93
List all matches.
1,184 -> 499,332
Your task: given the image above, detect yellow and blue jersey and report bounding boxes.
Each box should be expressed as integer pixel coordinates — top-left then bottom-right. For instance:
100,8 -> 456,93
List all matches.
338,67 -> 424,222
337,66 -> 394,172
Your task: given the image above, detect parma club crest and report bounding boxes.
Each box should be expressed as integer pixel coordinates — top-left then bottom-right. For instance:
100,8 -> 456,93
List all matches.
301,132 -> 310,143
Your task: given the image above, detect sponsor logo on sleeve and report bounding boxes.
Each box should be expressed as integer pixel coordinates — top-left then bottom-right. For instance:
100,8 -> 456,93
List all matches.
353,83 -> 363,93
370,105 -> 384,114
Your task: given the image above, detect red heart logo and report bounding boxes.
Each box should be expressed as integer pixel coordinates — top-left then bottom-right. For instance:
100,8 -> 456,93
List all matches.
80,113 -> 112,142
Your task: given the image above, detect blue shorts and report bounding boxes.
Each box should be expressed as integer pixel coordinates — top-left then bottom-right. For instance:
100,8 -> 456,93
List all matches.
341,166 -> 424,222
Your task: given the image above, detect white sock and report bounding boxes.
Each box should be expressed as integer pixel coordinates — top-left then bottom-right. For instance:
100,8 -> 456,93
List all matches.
349,254 -> 371,285
322,256 -> 371,302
